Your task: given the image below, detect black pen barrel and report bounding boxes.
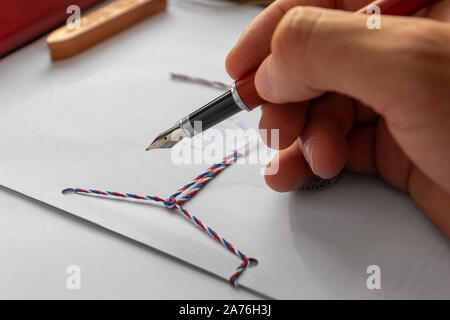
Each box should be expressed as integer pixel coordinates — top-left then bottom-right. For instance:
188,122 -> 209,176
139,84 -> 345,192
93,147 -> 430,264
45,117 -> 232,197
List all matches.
187,90 -> 242,132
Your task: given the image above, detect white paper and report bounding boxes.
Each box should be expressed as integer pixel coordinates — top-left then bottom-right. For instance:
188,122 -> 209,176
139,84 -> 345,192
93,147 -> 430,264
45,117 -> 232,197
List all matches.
1,1 -> 449,299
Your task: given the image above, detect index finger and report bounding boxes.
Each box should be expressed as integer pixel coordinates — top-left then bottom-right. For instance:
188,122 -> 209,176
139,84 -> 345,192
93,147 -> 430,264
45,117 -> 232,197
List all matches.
225,0 -> 371,80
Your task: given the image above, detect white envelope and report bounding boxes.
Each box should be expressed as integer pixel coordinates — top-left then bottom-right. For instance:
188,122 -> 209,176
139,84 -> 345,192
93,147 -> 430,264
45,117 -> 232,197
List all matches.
1,1 -> 449,299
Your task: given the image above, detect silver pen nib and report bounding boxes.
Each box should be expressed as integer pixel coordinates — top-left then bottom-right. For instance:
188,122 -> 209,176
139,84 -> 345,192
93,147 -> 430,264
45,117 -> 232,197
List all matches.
146,124 -> 187,151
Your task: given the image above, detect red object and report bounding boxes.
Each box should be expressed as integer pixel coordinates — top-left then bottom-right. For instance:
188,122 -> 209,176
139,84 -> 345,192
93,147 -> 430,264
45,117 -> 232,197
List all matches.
0,0 -> 105,58
357,0 -> 436,15
235,71 -> 265,111
235,0 -> 435,110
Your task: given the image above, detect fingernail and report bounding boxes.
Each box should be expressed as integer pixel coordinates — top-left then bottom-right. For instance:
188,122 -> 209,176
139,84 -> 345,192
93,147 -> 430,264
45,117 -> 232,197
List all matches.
301,137 -> 317,174
255,57 -> 272,96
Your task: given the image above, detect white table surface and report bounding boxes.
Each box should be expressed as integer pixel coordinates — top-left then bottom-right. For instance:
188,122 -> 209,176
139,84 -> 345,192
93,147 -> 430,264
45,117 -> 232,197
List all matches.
0,186 -> 259,299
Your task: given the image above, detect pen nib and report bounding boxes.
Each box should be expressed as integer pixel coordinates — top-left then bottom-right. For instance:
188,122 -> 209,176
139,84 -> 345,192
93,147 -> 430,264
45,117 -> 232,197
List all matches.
146,124 -> 187,151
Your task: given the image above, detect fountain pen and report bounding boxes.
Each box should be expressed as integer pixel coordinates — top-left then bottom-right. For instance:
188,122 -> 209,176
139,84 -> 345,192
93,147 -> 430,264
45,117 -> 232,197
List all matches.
146,71 -> 263,151
146,0 -> 436,151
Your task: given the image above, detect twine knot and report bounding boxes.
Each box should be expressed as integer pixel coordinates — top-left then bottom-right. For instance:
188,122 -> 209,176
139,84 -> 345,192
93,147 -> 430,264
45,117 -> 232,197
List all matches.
63,152 -> 254,287
163,197 -> 178,209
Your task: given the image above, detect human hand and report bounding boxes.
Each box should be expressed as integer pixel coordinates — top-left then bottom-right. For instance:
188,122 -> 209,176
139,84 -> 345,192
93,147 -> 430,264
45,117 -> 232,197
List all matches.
226,0 -> 450,236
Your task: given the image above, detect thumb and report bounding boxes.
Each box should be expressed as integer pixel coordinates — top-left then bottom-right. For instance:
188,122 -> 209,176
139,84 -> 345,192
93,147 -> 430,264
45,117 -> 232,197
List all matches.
255,6 -> 450,194
254,6 -> 449,119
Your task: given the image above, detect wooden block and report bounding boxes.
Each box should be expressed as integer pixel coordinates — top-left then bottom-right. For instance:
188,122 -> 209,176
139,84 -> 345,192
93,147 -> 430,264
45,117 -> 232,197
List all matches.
47,0 -> 166,60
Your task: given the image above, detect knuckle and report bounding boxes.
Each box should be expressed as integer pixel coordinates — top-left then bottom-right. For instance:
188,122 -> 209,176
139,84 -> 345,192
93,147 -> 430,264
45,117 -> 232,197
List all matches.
270,6 -> 327,87
270,6 -> 332,92
271,6 -> 323,60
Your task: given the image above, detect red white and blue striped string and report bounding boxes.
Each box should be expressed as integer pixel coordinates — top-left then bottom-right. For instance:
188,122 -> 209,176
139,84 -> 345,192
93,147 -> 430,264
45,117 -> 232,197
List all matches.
63,151 -> 254,287
170,72 -> 231,91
